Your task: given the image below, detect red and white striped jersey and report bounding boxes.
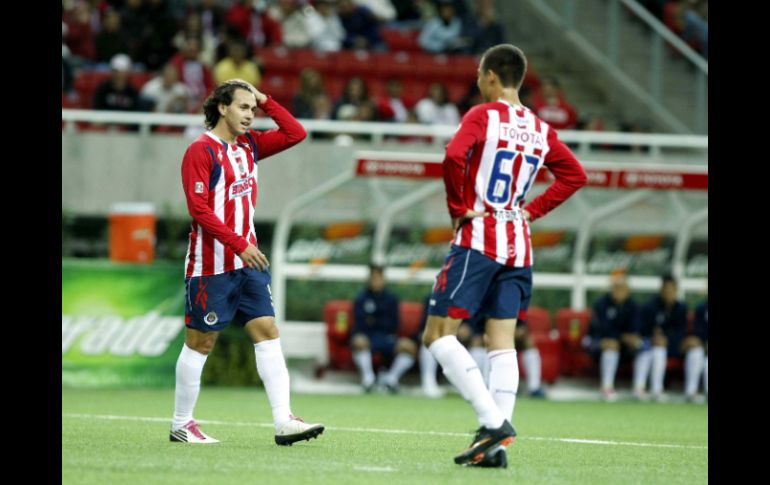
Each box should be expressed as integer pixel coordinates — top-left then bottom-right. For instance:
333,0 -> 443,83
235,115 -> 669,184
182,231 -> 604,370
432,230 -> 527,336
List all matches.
444,99 -> 587,267
181,97 -> 306,278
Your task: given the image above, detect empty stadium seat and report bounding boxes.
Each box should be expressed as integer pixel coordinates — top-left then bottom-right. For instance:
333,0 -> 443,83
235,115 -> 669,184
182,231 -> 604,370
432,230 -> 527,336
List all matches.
555,308 -> 593,376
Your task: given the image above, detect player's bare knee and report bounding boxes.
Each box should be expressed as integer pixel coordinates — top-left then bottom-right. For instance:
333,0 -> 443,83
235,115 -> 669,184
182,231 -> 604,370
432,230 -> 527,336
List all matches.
652,335 -> 667,348
397,338 -> 417,356
601,339 -> 620,351
351,334 -> 370,351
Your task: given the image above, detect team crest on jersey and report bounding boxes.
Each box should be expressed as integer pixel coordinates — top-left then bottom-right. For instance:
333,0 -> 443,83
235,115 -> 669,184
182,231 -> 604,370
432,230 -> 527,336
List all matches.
195,182 -> 204,194
229,178 -> 252,199
204,312 -> 218,325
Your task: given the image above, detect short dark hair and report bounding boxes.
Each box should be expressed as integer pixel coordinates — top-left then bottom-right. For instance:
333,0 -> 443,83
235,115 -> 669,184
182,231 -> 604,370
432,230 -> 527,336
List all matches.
203,81 -> 252,130
368,264 -> 385,276
480,44 -> 527,90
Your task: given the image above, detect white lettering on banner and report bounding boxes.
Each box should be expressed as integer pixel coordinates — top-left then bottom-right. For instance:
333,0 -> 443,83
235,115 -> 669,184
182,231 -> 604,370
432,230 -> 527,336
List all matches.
623,172 -> 683,188
586,170 -> 609,186
363,160 -> 425,176
61,312 -> 184,357
498,123 -> 544,147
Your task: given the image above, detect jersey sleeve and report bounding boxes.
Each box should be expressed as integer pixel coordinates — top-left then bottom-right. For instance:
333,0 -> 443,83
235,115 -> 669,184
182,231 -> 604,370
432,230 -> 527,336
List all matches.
247,96 -> 307,160
524,127 -> 587,222
443,106 -> 487,218
181,143 -> 250,255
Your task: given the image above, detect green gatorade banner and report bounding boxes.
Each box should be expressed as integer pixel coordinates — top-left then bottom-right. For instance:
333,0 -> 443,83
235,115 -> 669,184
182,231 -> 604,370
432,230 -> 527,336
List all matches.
62,259 -> 186,387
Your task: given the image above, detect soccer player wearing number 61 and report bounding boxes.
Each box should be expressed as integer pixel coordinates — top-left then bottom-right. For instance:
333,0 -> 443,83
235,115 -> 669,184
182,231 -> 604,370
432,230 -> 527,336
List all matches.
422,44 -> 587,467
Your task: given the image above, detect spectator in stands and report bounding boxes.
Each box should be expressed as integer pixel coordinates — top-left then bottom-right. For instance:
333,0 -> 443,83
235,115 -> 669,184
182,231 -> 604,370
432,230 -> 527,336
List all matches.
95,9 -> 132,64
415,83 -> 460,126
93,53 -> 140,112
63,0 -> 97,63
390,0 -> 424,26
138,0 -> 178,70
140,63 -> 191,113
306,0 -> 346,52
333,77 -> 377,121
213,40 -> 262,87
311,93 -> 335,120
376,78 -> 410,123
636,274 -> 688,401
338,0 -> 386,50
169,37 -> 215,110
684,292 -> 707,402
62,24 -> 75,94
356,0 -> 397,23
458,81 -> 482,115
682,0 -> 708,58
120,0 -> 149,63
532,76 -> 578,130
195,0 -> 226,43
417,0 -> 467,54
351,265 -> 418,393
226,0 -> 283,51
584,270 -> 642,401
472,1 -> 505,54
270,0 -> 313,48
293,68 -> 328,119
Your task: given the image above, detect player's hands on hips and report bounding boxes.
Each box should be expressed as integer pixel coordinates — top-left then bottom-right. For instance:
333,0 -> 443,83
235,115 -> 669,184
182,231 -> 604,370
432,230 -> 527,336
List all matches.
523,209 -> 531,222
224,78 -> 267,104
452,209 -> 489,232
239,244 -> 270,271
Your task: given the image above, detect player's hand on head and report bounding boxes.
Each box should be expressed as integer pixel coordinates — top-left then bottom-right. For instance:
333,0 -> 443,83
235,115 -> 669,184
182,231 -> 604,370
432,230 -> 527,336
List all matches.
224,78 -> 267,104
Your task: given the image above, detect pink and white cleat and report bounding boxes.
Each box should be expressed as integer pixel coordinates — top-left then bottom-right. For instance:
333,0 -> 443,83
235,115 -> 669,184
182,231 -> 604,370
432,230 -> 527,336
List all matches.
170,420 -> 220,444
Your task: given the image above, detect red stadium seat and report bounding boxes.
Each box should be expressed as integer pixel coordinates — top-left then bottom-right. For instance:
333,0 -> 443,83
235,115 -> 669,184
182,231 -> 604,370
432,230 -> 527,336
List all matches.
398,301 -> 424,339
555,308 -> 593,376
256,46 -> 298,76
380,28 -> 421,52
518,333 -> 561,384
336,49 -> 380,78
293,49 -> 338,76
324,300 -> 355,370
523,306 -> 551,335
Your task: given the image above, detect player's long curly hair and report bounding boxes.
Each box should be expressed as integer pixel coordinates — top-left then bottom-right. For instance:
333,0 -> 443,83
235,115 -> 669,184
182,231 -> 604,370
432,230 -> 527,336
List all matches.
203,81 -> 252,130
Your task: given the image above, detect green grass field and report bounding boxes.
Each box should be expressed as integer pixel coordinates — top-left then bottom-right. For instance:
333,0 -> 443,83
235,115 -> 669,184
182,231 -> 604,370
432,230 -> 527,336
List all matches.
62,388 -> 707,485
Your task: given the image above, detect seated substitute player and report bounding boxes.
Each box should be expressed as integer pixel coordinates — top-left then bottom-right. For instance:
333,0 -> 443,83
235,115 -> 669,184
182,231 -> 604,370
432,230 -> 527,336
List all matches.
635,274 -> 688,401
584,270 -> 642,401
351,265 -> 418,393
684,294 -> 708,402
171,79 -> 324,445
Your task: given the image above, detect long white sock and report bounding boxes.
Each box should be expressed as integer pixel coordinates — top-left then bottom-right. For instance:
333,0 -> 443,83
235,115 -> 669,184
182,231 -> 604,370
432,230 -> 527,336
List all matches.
469,346 -> 490,386
254,338 -> 293,429
488,349 -> 519,421
703,356 -> 708,395
522,348 -> 542,392
600,349 -> 620,390
684,346 -> 705,396
633,350 -> 652,392
353,349 -> 376,387
420,344 -> 439,389
650,346 -> 667,394
172,344 -> 208,430
429,335 -> 505,428
385,352 -> 415,385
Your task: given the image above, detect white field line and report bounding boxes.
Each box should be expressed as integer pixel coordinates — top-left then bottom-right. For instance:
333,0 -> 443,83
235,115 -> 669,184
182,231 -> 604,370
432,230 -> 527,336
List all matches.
63,413 -> 707,450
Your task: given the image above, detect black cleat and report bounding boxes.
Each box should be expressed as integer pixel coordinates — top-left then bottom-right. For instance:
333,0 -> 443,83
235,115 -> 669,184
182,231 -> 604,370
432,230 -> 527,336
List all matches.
454,420 -> 516,465
470,447 -> 508,468
274,416 -> 325,446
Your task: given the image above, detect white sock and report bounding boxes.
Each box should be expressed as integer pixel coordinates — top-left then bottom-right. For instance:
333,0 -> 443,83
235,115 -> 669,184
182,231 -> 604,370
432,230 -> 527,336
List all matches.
703,356 -> 708,395
353,349 -> 376,387
633,350 -> 652,392
488,349 -> 519,422
600,349 -> 620,390
650,346 -> 667,394
420,344 -> 439,389
429,335 -> 505,428
522,348 -> 542,392
172,344 -> 208,430
469,346 -> 490,386
254,338 -> 293,429
385,352 -> 415,385
684,346 -> 705,396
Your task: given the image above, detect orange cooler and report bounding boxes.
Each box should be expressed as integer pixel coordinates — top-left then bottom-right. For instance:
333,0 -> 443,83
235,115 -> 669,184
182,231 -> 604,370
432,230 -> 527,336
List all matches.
109,203 -> 156,263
